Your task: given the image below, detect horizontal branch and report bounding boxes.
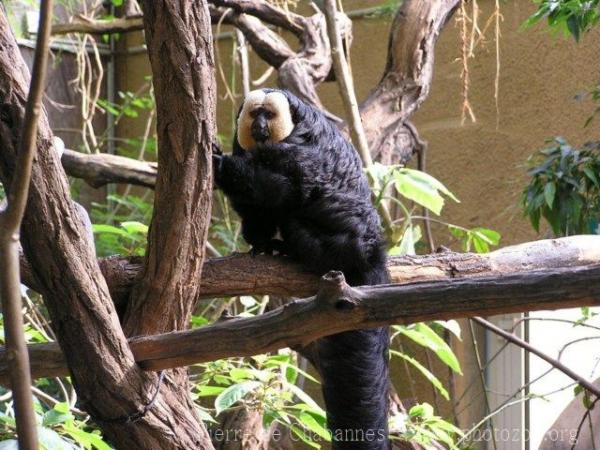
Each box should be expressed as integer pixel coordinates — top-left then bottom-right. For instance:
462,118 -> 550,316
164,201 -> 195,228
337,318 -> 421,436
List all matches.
20,236 -> 600,307
131,263 -> 600,370
51,17 -> 144,35
61,149 -> 157,188
8,236 -> 600,382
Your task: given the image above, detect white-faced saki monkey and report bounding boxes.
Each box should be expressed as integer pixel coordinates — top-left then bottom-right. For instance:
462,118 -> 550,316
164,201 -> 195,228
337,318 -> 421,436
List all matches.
213,88 -> 390,450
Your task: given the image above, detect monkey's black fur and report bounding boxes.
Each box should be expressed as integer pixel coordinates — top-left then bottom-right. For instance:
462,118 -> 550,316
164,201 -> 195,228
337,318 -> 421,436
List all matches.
214,89 -> 390,450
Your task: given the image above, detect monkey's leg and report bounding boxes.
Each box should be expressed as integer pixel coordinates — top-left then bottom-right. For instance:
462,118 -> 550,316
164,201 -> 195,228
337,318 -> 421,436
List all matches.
214,155 -> 292,208
238,211 -> 278,256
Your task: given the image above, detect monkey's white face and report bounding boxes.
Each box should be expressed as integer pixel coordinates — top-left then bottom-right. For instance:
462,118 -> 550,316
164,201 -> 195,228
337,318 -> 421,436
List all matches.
237,90 -> 294,151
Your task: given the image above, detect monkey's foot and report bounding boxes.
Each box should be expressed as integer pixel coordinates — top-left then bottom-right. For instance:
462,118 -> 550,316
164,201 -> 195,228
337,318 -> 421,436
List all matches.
249,239 -> 288,257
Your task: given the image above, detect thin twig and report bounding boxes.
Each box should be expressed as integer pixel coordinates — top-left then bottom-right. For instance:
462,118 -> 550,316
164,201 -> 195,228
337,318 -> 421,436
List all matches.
473,317 -> 600,398
458,0 -> 476,124
322,0 -> 394,235
235,29 -> 251,97
0,0 -> 54,448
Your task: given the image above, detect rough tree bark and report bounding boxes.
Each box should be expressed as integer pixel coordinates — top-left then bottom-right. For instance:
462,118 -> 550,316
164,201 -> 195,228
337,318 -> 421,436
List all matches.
123,0 -> 215,337
121,0 -> 217,448
0,1 -> 217,449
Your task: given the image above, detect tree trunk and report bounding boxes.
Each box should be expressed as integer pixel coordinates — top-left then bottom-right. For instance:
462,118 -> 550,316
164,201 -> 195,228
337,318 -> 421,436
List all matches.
0,1 -> 216,448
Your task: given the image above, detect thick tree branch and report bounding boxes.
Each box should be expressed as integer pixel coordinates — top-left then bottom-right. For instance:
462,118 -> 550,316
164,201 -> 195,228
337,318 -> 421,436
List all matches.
124,0 -> 216,336
0,1 -> 53,447
210,0 -> 306,37
5,257 -> 600,383
359,0 -> 461,164
120,1 -> 217,447
61,148 -> 157,188
210,7 -> 295,68
18,236 -> 600,307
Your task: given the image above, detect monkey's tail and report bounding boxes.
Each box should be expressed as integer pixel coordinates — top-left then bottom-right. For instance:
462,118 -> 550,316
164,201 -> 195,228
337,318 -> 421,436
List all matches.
317,266 -> 390,450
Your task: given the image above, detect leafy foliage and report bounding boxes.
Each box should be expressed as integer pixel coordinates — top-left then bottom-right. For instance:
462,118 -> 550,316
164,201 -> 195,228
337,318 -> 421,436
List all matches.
401,403 -> 463,450
90,194 -> 153,257
0,311 -> 113,449
389,321 -> 462,402
192,351 -> 329,448
525,0 -> 600,41
521,138 -> 600,236
367,163 -> 501,255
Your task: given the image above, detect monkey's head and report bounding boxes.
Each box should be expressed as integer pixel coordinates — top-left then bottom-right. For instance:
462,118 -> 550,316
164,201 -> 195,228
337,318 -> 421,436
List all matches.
236,89 -> 295,151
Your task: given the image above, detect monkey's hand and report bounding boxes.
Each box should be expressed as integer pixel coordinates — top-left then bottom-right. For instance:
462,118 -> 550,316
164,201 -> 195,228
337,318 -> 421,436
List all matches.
212,143 -> 224,187
212,142 -> 223,156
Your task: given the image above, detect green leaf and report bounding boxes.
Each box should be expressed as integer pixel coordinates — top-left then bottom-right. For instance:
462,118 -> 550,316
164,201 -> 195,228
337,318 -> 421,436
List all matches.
286,384 -> 325,415
448,225 -> 466,239
297,411 -> 331,440
472,234 -> 489,254
433,320 -> 462,340
43,407 -> 73,427
409,402 -> 434,419
91,224 -> 129,237
400,169 -> 460,202
583,166 -> 600,186
214,381 -> 261,415
61,424 -> 112,450
471,228 -> 501,245
196,385 -> 226,397
544,182 -> 557,208
567,15 -> 581,41
229,368 -> 253,382
393,168 -> 458,215
394,225 -> 419,256
396,323 -> 462,374
267,358 -> 319,384
38,427 -> 77,450
190,315 -> 210,328
0,412 -> 16,427
120,221 -> 148,235
288,424 -> 321,448
390,350 -> 449,400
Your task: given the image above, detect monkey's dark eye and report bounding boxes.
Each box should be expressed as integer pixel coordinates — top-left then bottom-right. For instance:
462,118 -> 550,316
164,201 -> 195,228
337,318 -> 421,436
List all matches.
264,111 -> 276,120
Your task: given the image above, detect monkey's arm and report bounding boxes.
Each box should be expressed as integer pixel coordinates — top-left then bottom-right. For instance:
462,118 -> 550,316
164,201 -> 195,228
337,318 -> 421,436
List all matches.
214,154 -> 293,207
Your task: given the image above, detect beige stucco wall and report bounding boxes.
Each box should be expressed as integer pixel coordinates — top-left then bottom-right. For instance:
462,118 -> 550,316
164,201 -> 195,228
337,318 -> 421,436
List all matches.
115,0 -> 600,444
